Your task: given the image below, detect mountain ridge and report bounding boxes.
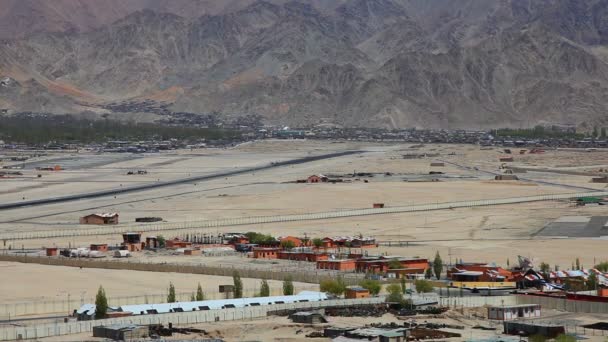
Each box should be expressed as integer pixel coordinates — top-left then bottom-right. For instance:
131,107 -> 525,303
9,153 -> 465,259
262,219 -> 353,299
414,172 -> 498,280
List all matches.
1,0 -> 608,130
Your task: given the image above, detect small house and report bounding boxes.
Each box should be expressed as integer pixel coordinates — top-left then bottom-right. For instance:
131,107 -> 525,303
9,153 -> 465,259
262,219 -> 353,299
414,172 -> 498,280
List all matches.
373,203 -> 385,208
80,213 -> 119,225
495,175 -> 519,181
289,311 -> 328,324
93,324 -> 148,341
45,247 -> 58,257
307,174 -> 328,183
488,304 -> 541,320
345,287 -> 370,299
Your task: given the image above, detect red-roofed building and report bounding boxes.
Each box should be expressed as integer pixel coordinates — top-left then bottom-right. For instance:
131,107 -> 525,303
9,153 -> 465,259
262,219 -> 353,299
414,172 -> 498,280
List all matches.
252,247 -> 280,259
447,263 -> 514,282
355,256 -> 428,274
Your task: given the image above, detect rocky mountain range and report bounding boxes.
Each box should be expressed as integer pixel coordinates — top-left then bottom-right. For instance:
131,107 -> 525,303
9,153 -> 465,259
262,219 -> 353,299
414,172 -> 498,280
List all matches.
1,0 -> 608,130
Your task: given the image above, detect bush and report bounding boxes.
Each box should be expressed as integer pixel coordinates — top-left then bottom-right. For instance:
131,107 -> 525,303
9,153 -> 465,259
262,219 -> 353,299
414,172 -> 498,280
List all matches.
320,278 -> 346,296
283,276 -> 294,295
157,235 -> 166,248
196,283 -> 204,301
359,279 -> 381,295
555,334 -> 576,342
280,240 -> 296,250
528,335 -> 547,342
415,279 -> 434,293
167,282 -> 176,303
595,261 -> 608,272
260,279 -> 270,297
233,271 -> 243,298
388,259 -> 402,269
386,284 -> 405,304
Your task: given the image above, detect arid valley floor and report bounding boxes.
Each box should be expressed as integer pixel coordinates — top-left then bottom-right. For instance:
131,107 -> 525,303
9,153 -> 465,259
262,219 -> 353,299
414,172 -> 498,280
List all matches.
1,140 -> 608,341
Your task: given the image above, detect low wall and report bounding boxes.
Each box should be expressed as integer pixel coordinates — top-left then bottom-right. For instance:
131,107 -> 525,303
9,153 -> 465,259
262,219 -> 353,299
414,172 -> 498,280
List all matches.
0,254 -> 361,286
516,295 -> 608,314
0,297 -> 384,341
438,296 -> 516,308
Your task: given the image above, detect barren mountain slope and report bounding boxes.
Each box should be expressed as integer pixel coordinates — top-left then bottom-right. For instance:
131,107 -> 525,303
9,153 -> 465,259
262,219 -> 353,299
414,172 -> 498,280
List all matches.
1,0 -> 608,129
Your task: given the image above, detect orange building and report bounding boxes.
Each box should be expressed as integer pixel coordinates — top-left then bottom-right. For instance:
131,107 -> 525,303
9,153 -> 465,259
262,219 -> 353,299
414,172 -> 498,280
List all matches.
279,236 -> 305,247
355,257 -> 428,274
252,247 -> 280,259
46,247 -> 58,256
278,250 -> 329,262
165,239 -> 193,249
316,259 -> 356,271
345,287 -> 370,299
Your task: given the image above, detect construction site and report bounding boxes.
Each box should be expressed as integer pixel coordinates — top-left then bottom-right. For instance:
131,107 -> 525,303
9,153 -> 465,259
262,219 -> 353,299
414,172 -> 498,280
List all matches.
1,140 -> 608,341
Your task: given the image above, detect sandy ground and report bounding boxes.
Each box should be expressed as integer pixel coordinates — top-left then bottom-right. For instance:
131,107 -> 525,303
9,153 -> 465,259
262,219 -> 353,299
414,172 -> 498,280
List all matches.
0,262 -> 317,306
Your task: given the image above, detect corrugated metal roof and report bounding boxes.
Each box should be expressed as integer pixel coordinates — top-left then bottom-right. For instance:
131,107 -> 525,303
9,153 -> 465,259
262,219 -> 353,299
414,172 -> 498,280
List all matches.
79,291 -> 327,316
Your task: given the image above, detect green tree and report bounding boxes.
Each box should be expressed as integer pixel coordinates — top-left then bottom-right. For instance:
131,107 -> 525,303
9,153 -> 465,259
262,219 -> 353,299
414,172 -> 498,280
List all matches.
190,293 -> 196,301
358,279 -> 381,296
555,334 -> 575,342
280,240 -> 296,250
385,284 -> 404,304
388,259 -> 402,269
576,258 -> 581,270
586,273 -> 598,291
433,251 -> 443,280
167,282 -> 176,303
245,232 -> 276,245
506,258 -> 510,268
601,127 -> 607,139
95,286 -> 108,319
539,262 -> 551,279
312,238 -> 323,248
415,279 -> 434,293
320,278 -> 346,297
400,277 -> 407,294
196,283 -> 204,301
529,335 -> 547,342
595,261 -> 608,272
260,279 -> 270,297
233,270 -> 243,298
283,275 -> 294,295
157,235 -> 166,248
425,267 -> 433,279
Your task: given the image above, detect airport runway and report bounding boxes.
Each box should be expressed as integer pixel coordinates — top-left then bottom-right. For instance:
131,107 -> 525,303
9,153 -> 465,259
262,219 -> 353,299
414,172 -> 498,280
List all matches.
0,150 -> 362,210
